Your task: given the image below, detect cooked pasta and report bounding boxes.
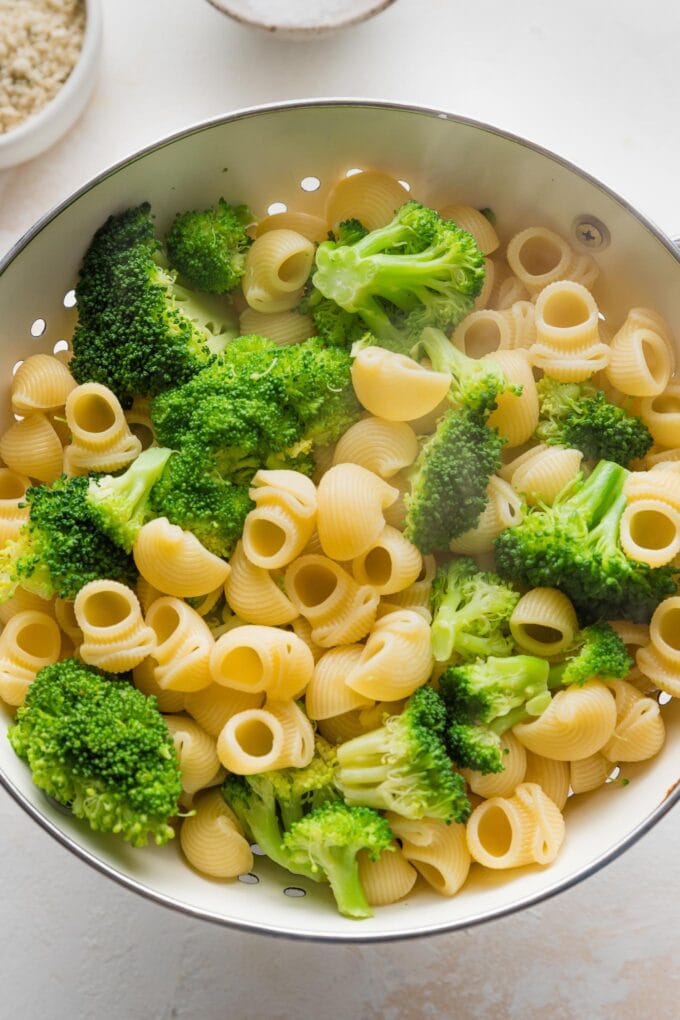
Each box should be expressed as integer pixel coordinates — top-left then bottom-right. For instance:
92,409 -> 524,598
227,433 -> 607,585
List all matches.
325,170 -> 408,232
635,596 -> 680,697
0,412 -> 63,482
210,625 -> 314,700
11,354 -> 76,416
357,844 -> 417,906
522,752 -> 570,810
142,596 -> 214,692
0,467 -> 31,545
507,444 -> 583,506
533,280 -> 601,349
133,517 -> 230,598
180,789 -> 253,879
0,610 -> 62,706
124,397 -> 156,451
388,814 -> 471,896
569,752 -> 614,794
646,445 -> 680,469
53,598 -> 83,652
0,588 -> 55,626
381,470 -> 410,530
132,659 -> 186,713
238,307 -> 316,346
466,782 -> 565,869
255,210 -> 328,244
242,469 -> 317,570
332,417 -> 419,478
351,526 -> 422,595
439,204 -> 499,255
529,338 -> 610,382
316,707 -> 368,745
74,580 -> 155,673
506,226 -> 598,294
284,554 -> 379,647
509,587 -> 578,657
386,555 -> 436,616
345,609 -> 433,701
290,615 -> 325,663
63,382 -> 141,475
491,273 -> 530,310
619,498 -> 680,567
305,644 -> 372,720
461,731 -> 527,800
183,683 -> 263,738
449,475 -> 523,555
317,463 -> 398,561
623,468 -> 680,510
486,349 -> 539,447
601,680 -> 665,762
224,541 -> 298,626
605,309 -> 675,397
216,698 -> 314,773
351,346 -> 451,421
513,681 -> 617,760
164,715 -> 221,794
639,382 -> 680,448
242,229 -> 315,313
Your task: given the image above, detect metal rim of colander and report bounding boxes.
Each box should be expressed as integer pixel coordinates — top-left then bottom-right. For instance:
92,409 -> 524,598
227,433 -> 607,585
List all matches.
0,98 -> 678,943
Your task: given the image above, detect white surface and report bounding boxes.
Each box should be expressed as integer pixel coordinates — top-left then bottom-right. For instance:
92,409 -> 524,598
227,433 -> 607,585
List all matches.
0,0 -> 679,1015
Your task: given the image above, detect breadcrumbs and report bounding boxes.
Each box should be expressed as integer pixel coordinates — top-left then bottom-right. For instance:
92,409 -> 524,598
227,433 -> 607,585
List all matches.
0,0 -> 85,134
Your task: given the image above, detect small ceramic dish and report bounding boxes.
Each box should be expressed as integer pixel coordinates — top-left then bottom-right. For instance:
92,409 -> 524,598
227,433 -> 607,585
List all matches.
0,0 -> 103,170
206,0 -> 397,39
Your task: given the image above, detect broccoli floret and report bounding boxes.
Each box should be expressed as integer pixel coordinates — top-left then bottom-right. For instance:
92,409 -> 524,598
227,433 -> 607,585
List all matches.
494,459 -> 678,622
282,801 -> 394,919
404,406 -> 505,553
430,558 -> 520,663
335,218 -> 369,245
71,204 -> 237,403
313,201 -> 485,351
150,449 -> 253,558
221,737 -> 338,881
548,622 -> 633,688
336,686 -> 470,823
536,378 -> 653,466
8,660 -> 182,846
165,198 -> 253,293
300,288 -> 368,348
0,476 -> 136,602
85,446 -> 173,552
414,326 -> 518,416
446,722 -> 508,775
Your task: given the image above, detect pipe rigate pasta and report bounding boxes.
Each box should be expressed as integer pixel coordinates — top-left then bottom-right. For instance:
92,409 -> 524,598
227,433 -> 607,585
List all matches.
133,517 -> 230,599
164,715 -> 221,795
75,580 -> 155,673
513,681 -> 617,761
317,463 -> 398,560
345,609 -> 433,701
54,597 -> 83,653
623,468 -> 680,511
242,469 -> 317,570
506,226 -> 598,294
605,309 -> 675,398
461,731 -> 527,800
284,554 -> 379,647
485,349 -> 539,448
242,229 -> 315,313
507,444 -> 583,506
210,625 -> 314,700
449,475 -> 523,556
351,526 -> 422,595
305,645 -> 372,720
11,354 -> 76,416
350,346 -> 451,422
0,587 -> 55,626
601,680 -> 665,762
533,280 -> 601,349
491,273 -> 530,310
438,204 -> 500,255
639,383 -> 680,448
316,708 -> 368,745
332,417 -> 419,479
239,307 -> 316,347
142,596 -> 214,692
132,660 -> 185,713
224,541 -> 298,626
569,752 -> 614,794
325,170 -> 408,232
0,610 -> 62,706
388,814 -> 471,896
0,467 -> 31,544
522,752 -> 570,811
180,789 -> 253,880
216,698 -> 315,774
646,445 -> 680,469
509,587 -> 579,657
465,782 -> 565,869
184,684 -> 263,738
63,383 -> 142,475
357,844 -> 417,906
0,412 -> 63,482
635,596 -> 680,698
619,498 -> 680,567
124,397 -> 156,451
255,210 -> 328,244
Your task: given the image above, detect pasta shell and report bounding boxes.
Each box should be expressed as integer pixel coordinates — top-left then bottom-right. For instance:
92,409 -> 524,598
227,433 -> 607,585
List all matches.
239,307 -> 316,347
317,463 -> 398,560
388,814 -> 471,896
210,625 -> 314,700
0,413 -> 63,482
0,610 -> 62,707
134,517 -> 230,598
180,789 -> 253,879
255,210 -> 328,243
0,467 -> 31,544
325,170 -> 408,232
332,417 -> 419,479
513,681 -> 617,761
144,596 -> 214,692
11,354 -> 76,416
165,715 -> 221,794
184,684 -> 263,738
351,347 -> 451,421
75,580 -> 156,673
358,844 -> 417,906
225,541 -> 298,626
465,782 -> 565,868
439,204 -> 499,254
345,609 -> 432,701
305,645 -> 372,720
242,229 -> 315,313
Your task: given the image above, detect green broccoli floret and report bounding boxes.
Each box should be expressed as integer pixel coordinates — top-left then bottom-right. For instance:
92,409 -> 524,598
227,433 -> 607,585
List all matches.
300,288 -> 368,348
335,218 -> 369,245
165,198 -> 253,293
150,449 -> 253,558
536,378 -> 653,466
414,326 -> 518,416
282,801 -> 394,919
404,406 -> 505,553
430,558 -> 520,663
440,655 -> 551,773
85,446 -> 173,552
0,476 -> 136,602
221,737 -> 338,880
8,660 -> 182,846
313,201 -> 485,351
548,622 -> 633,688
71,204 -> 238,403
494,460 -> 678,623
335,686 -> 470,823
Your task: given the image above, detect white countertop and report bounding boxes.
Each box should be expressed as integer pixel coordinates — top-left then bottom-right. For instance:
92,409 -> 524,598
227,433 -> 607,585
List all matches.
1,1 -> 679,1017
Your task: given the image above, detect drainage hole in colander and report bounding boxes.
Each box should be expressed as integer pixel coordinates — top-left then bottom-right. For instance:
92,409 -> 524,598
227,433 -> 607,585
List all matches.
398,180 -> 412,191
345,168 -> 362,177
606,766 -> 621,783
12,360 -> 24,376
250,842 -> 266,856
30,318 -> 46,338
300,176 -> 320,192
283,887 -> 306,898
63,289 -> 77,308
267,202 -> 287,215
238,873 -> 259,885
53,340 -> 70,355
658,691 -> 672,705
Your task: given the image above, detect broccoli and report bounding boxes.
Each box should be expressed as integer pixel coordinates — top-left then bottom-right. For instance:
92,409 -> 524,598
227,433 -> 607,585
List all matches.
0,475 -> 136,602
8,660 -> 182,846
403,405 -> 505,553
221,737 -> 338,880
165,198 -> 252,293
85,446 -> 173,552
282,801 -> 394,919
335,218 -> 369,245
335,686 -> 470,823
548,622 -> 633,688
494,459 -> 678,623
414,326 -> 517,417
71,204 -> 238,404
439,654 -> 551,773
430,558 -> 520,663
536,378 -> 653,466
299,288 -> 368,348
150,450 -> 253,558
312,201 -> 485,352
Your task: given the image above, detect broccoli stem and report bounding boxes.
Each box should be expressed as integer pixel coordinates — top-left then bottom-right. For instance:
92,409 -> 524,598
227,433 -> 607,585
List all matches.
564,460 -> 627,527
431,595 -> 487,662
313,846 -> 373,920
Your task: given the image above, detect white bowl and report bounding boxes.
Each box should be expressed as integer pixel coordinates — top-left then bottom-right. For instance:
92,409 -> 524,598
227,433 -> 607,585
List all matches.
206,0 -> 397,38
0,100 -> 678,941
0,0 -> 102,170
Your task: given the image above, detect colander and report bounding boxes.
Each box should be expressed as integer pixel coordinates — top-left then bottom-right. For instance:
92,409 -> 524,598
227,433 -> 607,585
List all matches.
0,100 -> 678,942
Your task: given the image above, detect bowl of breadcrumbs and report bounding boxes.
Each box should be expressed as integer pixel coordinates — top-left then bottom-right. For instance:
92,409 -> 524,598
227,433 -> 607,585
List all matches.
0,0 -> 102,168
